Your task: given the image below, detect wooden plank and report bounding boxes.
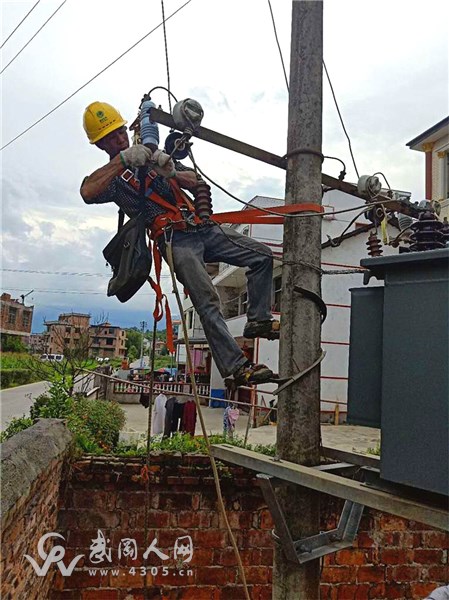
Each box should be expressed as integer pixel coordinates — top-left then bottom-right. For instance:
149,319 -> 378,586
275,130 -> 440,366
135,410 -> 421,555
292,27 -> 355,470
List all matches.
211,444 -> 449,531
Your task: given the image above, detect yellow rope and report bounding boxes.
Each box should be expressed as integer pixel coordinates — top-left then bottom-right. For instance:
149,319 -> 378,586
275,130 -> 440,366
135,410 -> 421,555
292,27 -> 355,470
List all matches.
165,239 -> 251,600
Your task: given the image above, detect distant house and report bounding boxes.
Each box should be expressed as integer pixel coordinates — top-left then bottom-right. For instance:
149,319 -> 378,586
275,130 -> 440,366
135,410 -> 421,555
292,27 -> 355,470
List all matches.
0,293 -> 34,345
407,116 -> 449,218
29,333 -> 47,354
178,191 -> 406,420
44,313 -> 127,359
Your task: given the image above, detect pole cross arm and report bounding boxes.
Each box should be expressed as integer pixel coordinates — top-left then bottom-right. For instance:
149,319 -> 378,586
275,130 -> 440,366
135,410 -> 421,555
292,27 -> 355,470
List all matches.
210,444 -> 449,531
211,203 -> 323,225
257,474 -> 364,564
149,107 -> 423,218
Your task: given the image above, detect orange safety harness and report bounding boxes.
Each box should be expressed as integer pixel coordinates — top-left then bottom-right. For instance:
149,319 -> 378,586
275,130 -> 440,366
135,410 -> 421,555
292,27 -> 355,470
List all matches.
119,167 -> 324,356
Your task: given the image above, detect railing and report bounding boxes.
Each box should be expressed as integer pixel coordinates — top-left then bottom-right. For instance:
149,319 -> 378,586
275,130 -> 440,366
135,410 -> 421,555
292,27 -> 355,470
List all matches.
113,381 -> 211,397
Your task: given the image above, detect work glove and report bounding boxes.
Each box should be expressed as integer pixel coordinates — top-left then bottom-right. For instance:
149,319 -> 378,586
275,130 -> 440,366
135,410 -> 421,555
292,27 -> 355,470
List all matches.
151,149 -> 176,178
120,145 -> 153,168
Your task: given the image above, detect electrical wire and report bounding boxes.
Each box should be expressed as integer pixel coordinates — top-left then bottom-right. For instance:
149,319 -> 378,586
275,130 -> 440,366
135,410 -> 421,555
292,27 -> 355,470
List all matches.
0,0 -> 192,151
3,287 -> 158,296
160,0 -> 172,113
1,267 -> 171,278
267,0 -> 289,92
1,0 -> 67,75
323,60 -> 360,179
1,0 -> 41,49
190,153 -> 393,219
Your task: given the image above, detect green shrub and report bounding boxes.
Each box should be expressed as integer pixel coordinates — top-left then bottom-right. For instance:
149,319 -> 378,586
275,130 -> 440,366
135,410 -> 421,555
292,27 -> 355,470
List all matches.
0,368 -> 39,389
67,397 -> 126,452
113,432 -> 277,458
0,416 -> 34,442
0,335 -> 27,353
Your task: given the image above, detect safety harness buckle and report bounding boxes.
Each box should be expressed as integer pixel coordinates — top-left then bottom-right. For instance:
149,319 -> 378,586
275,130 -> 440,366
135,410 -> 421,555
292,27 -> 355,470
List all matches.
121,169 -> 134,182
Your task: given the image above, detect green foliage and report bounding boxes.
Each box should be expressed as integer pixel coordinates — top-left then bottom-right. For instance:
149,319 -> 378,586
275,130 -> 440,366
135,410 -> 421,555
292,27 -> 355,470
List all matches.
0,416 -> 34,442
1,377 -> 126,454
366,441 -> 381,456
1,352 -> 32,369
125,329 -> 142,353
0,334 -> 27,353
127,345 -> 138,362
0,368 -> 41,389
67,397 -> 126,452
113,432 -> 277,458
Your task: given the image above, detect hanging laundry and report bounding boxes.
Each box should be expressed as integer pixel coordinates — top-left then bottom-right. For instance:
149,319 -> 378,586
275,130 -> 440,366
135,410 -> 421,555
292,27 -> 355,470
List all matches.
181,400 -> 197,436
163,396 -> 177,438
152,393 -> 167,435
171,400 -> 185,435
223,405 -> 240,438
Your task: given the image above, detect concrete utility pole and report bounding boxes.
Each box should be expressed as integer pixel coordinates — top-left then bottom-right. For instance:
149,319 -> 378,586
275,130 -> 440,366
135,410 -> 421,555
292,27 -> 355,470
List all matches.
275,1 -> 323,599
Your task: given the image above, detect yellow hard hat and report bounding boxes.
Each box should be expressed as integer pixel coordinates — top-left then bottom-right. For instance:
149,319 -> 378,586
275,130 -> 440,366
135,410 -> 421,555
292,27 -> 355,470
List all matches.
83,101 -> 127,144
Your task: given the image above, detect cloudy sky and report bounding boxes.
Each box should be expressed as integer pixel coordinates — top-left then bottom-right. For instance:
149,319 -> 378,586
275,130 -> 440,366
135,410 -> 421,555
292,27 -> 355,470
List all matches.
1,0 -> 448,333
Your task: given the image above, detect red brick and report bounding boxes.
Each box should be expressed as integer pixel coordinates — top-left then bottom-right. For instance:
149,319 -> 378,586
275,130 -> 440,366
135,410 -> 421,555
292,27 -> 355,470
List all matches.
357,566 -> 385,583
410,582 -> 441,597
109,568 -> 146,588
336,584 -> 366,599
259,509 -> 274,530
217,585 -> 255,600
356,532 -> 375,549
427,565 -> 449,580
116,493 -> 146,510
174,588 -> 216,599
176,511 -> 201,528
335,549 -> 367,566
421,531 -> 449,549
81,591 -> 118,600
379,549 -> 413,564
195,567 -> 236,586
379,515 -> 407,531
320,584 -> 333,600
321,566 -> 356,583
244,566 -> 271,584
383,584 -> 407,599
216,548 -> 253,567
187,548 -> 214,567
192,530 -> 227,548
367,583 -> 385,599
242,530 -> 273,549
391,565 -> 420,582
413,549 -> 444,564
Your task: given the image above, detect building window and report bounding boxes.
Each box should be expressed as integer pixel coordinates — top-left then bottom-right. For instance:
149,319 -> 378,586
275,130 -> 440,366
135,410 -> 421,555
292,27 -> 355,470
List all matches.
8,307 -> 17,325
22,312 -> 31,328
65,327 -> 71,333
106,338 -> 114,345
187,310 -> 193,329
273,276 -> 282,312
239,292 -> 248,315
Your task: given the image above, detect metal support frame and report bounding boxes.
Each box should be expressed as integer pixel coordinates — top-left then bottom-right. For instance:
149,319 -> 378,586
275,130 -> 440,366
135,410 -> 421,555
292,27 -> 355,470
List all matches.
257,474 -> 364,564
149,107 -> 423,218
210,444 -> 449,531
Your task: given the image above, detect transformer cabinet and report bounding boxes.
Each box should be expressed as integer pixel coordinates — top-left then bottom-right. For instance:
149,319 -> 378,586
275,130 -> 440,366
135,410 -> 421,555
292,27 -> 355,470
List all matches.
348,248 -> 449,497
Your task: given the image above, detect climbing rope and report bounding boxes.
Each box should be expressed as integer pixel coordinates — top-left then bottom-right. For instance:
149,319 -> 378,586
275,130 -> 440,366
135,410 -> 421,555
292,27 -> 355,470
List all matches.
164,234 -> 251,600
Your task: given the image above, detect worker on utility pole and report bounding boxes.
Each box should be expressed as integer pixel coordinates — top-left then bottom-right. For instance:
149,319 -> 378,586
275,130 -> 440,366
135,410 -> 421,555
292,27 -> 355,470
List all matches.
80,102 -> 280,387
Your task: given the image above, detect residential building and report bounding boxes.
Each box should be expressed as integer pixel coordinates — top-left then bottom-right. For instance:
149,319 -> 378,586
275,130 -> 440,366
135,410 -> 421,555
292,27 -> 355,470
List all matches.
0,293 -> 34,343
179,191 -> 405,420
90,322 -> 127,359
45,313 -> 127,359
29,333 -> 47,354
407,116 -> 449,218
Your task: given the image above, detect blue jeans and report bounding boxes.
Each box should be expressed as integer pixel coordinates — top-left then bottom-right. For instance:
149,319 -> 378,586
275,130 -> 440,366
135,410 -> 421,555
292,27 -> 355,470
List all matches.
160,224 -> 274,377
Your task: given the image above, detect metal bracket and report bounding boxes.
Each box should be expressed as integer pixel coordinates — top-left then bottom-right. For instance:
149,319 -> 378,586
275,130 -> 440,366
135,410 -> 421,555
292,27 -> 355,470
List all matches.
257,474 -> 364,564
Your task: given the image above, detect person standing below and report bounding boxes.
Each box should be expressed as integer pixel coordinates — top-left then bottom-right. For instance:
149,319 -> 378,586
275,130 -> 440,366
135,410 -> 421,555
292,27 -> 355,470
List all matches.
80,102 -> 280,388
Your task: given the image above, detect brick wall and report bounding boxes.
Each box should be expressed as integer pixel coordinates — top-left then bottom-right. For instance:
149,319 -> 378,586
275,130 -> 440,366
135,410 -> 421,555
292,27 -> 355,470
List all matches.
0,420 -> 73,600
53,455 -> 448,600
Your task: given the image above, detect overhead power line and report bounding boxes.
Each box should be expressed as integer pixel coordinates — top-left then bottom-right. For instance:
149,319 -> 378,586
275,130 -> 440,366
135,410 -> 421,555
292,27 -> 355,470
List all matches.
6,287 -> 158,296
1,0 -> 67,75
0,0 -> 192,152
1,267 -> 170,278
1,0 -> 41,49
323,60 -> 360,178
267,0 -> 289,92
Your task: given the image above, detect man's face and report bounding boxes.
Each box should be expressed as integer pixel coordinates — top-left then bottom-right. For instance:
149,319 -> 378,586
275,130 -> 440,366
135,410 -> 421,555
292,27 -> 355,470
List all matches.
96,125 -> 129,158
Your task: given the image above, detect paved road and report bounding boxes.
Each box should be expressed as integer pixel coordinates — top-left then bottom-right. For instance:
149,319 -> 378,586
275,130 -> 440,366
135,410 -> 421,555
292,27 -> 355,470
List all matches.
0,381 -> 49,428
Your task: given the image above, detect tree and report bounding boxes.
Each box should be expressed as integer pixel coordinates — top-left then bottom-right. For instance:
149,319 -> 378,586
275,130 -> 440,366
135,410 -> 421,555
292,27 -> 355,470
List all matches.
127,345 -> 138,362
0,334 -> 27,353
26,317 -> 106,396
125,328 -> 142,354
